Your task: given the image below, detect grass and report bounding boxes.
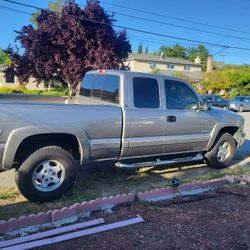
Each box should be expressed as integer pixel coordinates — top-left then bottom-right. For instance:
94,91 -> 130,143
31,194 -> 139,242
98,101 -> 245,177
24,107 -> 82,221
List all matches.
0,160 -> 250,220
0,188 -> 20,200
0,87 -> 68,96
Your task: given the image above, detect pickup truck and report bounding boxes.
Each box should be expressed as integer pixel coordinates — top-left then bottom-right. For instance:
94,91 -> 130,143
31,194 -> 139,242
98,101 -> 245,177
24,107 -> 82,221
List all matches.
0,70 -> 245,202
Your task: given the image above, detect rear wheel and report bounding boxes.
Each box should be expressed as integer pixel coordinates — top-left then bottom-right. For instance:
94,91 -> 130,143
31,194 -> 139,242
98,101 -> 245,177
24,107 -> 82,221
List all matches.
15,146 -> 76,202
238,105 -> 244,112
205,133 -> 236,169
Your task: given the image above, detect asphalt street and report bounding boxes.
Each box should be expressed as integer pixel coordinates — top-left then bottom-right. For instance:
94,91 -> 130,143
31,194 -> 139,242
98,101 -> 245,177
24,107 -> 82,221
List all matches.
0,112 -> 249,189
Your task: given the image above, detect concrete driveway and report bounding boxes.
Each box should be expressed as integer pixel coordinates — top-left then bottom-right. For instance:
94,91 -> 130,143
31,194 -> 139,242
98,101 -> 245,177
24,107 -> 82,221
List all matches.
0,112 -> 250,189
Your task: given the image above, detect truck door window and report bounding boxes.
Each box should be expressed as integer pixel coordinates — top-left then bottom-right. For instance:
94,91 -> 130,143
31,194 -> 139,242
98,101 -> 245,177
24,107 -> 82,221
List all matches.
101,75 -> 119,103
81,73 -> 120,104
133,77 -> 160,108
165,80 -> 198,109
80,74 -> 95,97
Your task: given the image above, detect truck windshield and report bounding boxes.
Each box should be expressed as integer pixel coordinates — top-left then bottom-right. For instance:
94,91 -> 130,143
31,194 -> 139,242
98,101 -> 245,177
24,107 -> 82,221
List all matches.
80,74 -> 120,104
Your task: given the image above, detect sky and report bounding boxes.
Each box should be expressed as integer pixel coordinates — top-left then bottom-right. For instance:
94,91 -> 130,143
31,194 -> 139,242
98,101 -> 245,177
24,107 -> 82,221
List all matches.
0,0 -> 250,64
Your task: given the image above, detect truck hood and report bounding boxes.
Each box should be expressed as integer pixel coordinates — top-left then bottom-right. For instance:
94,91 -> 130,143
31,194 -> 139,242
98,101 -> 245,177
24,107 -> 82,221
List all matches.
209,107 -> 244,130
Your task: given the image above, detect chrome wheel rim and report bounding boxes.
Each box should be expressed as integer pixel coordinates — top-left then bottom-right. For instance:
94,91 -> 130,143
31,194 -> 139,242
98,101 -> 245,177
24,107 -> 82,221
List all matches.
32,160 -> 65,192
217,142 -> 231,162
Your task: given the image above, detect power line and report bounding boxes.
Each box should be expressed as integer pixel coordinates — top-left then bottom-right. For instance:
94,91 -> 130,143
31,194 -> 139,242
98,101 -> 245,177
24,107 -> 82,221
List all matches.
100,0 -> 250,36
111,11 -> 250,42
2,0 -> 250,52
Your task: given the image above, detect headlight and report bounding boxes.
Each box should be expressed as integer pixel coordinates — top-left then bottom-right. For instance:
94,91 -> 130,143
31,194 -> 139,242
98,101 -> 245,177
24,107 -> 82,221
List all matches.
230,104 -> 235,108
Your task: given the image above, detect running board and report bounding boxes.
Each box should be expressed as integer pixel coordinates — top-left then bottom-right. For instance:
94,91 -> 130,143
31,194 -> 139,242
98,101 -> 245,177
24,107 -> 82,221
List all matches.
115,154 -> 204,169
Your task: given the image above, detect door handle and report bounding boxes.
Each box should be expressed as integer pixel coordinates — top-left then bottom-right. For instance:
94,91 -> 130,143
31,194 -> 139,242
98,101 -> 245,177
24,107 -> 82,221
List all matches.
167,116 -> 176,122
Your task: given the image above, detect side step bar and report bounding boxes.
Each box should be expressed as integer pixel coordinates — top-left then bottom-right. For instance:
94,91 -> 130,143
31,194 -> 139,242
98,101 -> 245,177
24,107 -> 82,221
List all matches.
115,154 -> 204,169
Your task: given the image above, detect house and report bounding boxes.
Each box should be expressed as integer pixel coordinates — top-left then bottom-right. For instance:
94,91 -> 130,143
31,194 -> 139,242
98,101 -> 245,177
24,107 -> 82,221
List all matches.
0,65 -> 45,90
125,53 -> 205,83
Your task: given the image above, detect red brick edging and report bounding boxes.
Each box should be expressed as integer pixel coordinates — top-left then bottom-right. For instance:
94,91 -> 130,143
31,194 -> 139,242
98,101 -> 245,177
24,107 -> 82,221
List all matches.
0,193 -> 135,234
2,175 -> 249,235
138,178 -> 227,202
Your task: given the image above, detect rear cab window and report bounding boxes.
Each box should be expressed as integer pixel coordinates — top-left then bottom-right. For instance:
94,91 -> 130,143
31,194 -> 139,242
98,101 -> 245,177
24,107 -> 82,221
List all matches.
133,77 -> 160,108
80,73 -> 120,104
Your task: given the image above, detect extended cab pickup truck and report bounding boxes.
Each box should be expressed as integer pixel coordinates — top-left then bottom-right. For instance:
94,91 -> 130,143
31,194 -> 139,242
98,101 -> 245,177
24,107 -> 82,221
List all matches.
0,70 -> 245,202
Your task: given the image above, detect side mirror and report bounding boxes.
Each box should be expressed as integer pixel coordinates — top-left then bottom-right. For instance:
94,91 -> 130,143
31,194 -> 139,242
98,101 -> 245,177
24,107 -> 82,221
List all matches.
200,100 -> 211,111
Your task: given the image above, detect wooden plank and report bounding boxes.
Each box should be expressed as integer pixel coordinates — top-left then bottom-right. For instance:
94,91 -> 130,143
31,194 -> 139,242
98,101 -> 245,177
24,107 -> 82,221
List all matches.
4,216 -> 144,250
0,218 -> 105,248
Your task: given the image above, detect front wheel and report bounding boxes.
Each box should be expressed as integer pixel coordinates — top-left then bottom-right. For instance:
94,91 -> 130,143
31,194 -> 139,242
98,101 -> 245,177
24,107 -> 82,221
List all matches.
238,105 -> 244,112
15,146 -> 76,202
205,133 -> 236,169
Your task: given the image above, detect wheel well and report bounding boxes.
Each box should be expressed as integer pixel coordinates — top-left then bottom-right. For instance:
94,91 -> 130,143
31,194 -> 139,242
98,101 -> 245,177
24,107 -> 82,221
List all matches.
210,126 -> 239,150
14,133 -> 81,166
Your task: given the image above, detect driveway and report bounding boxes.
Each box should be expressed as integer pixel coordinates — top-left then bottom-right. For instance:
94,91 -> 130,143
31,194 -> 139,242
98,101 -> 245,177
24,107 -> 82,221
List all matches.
0,112 -> 250,189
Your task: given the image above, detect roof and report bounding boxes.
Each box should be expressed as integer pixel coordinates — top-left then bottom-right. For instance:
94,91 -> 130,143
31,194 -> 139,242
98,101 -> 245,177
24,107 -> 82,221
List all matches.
160,69 -> 204,82
128,53 -> 202,66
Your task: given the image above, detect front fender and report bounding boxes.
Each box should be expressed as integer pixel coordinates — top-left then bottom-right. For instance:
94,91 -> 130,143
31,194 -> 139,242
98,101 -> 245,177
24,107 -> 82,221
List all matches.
2,125 -> 89,170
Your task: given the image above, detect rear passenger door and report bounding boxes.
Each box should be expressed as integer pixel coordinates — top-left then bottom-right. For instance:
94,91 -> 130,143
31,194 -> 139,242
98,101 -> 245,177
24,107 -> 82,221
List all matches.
124,77 -> 165,157
163,79 -> 214,154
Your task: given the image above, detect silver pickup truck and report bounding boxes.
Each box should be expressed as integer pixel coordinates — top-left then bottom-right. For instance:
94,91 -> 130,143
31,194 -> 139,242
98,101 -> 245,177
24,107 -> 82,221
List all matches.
0,70 -> 245,202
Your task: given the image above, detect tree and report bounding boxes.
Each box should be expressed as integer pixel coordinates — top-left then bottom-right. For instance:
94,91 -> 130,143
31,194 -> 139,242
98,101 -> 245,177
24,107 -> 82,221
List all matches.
159,44 -> 187,59
187,45 -> 209,71
201,65 -> 250,97
0,48 -> 11,65
30,0 -> 64,27
137,43 -> 143,54
6,0 -> 131,96
145,45 -> 148,54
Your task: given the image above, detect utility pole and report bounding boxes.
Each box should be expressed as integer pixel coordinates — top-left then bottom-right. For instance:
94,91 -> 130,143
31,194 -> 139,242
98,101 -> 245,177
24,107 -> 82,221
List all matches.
220,54 -> 225,68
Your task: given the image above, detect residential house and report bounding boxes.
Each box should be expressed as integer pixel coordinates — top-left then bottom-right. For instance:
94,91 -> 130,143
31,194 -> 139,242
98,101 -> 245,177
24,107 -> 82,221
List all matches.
125,53 -> 205,83
0,65 -> 45,90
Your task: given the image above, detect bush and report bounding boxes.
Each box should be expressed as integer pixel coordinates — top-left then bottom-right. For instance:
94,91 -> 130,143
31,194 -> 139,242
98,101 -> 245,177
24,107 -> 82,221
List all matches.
0,87 -> 68,96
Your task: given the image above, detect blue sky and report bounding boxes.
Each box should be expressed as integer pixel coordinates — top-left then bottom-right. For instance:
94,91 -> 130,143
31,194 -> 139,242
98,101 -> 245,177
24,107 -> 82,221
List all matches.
0,0 -> 250,64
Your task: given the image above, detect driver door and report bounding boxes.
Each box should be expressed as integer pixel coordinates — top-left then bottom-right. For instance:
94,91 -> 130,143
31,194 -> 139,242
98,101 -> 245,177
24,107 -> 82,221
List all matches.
163,79 -> 214,154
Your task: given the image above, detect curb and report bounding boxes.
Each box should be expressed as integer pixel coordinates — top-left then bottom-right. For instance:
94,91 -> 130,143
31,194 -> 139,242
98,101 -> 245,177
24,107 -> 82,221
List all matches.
0,193 -> 135,234
138,178 -> 227,202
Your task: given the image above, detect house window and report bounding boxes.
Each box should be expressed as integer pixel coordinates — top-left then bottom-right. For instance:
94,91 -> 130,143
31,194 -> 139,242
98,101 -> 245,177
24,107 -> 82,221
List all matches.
167,64 -> 175,70
149,62 -> 157,69
184,65 -> 191,71
5,70 -> 15,83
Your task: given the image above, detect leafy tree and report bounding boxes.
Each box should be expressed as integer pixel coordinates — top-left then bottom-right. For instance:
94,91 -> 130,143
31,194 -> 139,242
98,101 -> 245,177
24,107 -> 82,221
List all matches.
201,65 -> 250,97
137,43 -> 143,54
151,68 -> 161,74
30,0 -> 64,27
187,45 -> 209,71
159,44 -> 187,59
0,48 -> 11,65
6,0 -> 131,96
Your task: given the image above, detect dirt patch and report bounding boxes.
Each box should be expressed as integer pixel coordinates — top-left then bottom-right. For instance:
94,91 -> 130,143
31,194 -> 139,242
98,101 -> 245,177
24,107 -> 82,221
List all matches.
40,186 -> 250,250
1,162 -> 250,220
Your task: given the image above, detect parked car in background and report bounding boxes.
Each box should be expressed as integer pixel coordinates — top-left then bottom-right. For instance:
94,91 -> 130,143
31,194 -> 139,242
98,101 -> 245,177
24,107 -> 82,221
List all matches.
229,96 -> 250,112
200,95 -> 229,109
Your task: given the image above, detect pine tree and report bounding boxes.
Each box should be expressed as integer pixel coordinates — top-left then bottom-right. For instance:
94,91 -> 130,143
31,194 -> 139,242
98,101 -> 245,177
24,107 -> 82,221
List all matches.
145,45 -> 148,54
137,43 -> 142,54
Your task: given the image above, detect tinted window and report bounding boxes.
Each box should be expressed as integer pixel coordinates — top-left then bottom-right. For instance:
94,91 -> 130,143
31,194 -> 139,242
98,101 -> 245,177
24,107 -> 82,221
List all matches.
101,75 -> 119,103
165,80 -> 198,109
80,74 -> 119,104
80,74 -> 95,97
232,96 -> 245,101
133,77 -> 159,108
92,75 -> 104,98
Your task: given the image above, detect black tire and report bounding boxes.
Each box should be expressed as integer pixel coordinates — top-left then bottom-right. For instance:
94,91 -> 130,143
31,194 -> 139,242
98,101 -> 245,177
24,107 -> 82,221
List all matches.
205,133 -> 236,169
15,146 -> 76,202
238,105 -> 244,112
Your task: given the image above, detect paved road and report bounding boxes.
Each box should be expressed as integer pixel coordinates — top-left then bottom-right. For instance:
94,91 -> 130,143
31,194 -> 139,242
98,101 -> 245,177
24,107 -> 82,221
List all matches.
0,112 -> 250,189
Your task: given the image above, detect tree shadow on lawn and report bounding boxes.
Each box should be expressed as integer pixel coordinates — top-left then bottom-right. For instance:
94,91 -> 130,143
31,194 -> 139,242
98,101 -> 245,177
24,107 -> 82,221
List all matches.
1,151 -> 250,220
